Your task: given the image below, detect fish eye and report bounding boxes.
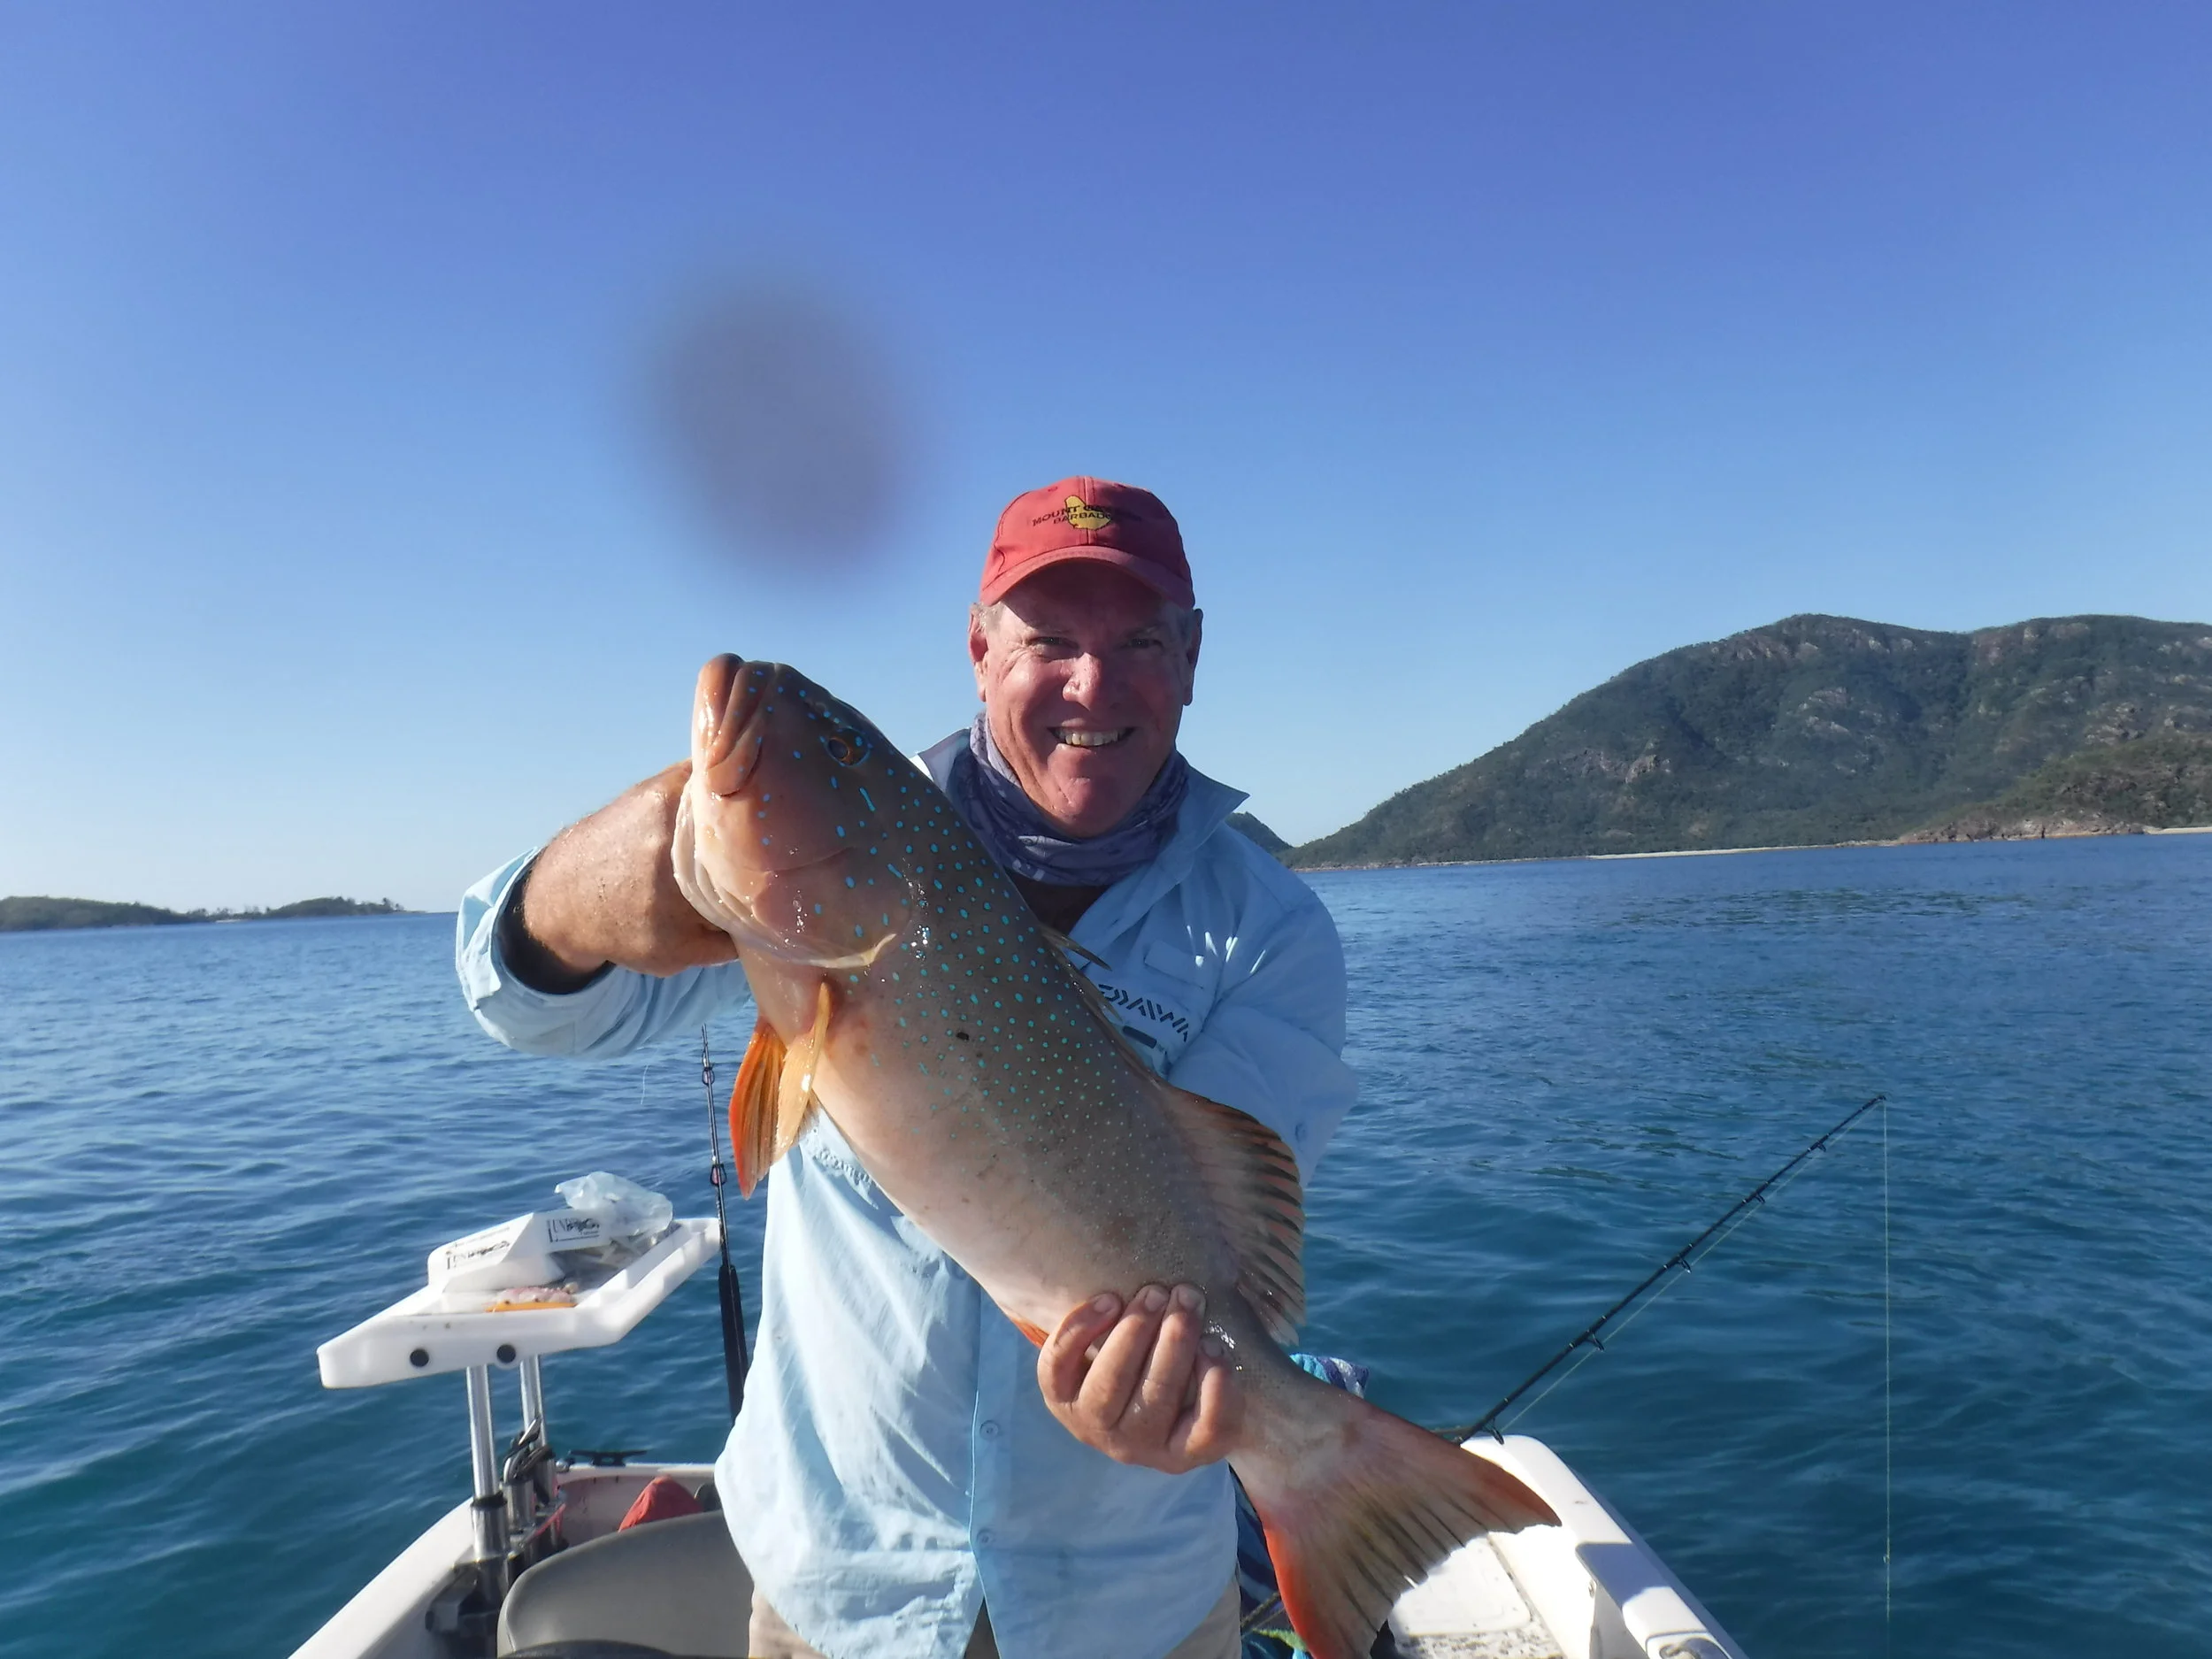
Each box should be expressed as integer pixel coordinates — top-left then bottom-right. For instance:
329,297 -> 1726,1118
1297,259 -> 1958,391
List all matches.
820,729 -> 870,766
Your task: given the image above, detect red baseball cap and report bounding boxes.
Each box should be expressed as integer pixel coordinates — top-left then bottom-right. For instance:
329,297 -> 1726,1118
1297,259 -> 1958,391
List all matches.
979,477 -> 1194,610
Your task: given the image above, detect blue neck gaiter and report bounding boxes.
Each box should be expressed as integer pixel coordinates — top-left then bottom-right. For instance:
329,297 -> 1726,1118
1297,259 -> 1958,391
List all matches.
948,714 -> 1189,888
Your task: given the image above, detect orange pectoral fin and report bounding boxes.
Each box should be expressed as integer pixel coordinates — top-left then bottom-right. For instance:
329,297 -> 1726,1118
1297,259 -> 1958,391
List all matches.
729,1016 -> 787,1197
729,985 -> 832,1196
1009,1315 -> 1050,1348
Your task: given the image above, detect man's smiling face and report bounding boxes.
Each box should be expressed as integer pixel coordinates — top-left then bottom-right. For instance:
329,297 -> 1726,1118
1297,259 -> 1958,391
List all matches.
969,562 -> 1202,840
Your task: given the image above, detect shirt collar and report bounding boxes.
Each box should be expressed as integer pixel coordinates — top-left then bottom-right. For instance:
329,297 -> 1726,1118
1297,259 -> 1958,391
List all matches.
918,730 -> 1247,943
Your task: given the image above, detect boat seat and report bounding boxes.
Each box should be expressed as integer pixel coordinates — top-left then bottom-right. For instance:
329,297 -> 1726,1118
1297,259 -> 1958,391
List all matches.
498,1511 -> 752,1659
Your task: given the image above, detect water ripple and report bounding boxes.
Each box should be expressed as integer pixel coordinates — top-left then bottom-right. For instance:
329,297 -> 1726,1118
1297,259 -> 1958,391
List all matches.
3,835 -> 2208,1656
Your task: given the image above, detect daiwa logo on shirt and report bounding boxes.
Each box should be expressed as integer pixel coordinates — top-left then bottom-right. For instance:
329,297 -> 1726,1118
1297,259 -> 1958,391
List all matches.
1093,978 -> 1193,1043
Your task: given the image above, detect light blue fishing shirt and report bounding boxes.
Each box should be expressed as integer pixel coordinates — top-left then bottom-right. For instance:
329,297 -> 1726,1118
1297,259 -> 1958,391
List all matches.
455,739 -> 1356,1659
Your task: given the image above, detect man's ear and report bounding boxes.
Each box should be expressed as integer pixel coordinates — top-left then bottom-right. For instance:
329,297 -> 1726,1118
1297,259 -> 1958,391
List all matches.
967,605 -> 992,699
1181,610 -> 1203,706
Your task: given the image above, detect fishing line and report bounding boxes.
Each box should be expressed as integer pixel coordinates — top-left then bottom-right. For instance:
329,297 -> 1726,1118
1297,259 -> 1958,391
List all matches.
1240,1094 -> 1890,1643
1884,1095 -> 1893,1654
1438,1091 -> 1888,1445
1484,1121 -> 1863,1435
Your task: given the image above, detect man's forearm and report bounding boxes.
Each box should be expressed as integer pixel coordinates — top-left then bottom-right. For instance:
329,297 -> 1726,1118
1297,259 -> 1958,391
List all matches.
502,760 -> 739,986
497,855 -> 614,994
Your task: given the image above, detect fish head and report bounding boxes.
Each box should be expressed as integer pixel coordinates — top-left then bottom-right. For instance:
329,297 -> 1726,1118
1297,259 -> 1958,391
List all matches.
675,653 -> 929,969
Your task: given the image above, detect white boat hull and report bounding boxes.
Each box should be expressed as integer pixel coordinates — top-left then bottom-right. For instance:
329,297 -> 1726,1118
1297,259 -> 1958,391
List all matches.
293,1441 -> 1742,1659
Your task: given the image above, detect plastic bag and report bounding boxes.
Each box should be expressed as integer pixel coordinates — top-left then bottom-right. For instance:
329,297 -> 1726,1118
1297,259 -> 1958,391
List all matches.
554,1171 -> 674,1266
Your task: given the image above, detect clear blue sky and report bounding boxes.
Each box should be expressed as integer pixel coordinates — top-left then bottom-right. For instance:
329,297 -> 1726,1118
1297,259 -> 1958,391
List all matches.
4,3 -> 2209,910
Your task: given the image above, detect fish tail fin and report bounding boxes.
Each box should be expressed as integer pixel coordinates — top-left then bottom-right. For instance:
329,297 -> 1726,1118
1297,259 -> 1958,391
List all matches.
1233,1377 -> 1556,1659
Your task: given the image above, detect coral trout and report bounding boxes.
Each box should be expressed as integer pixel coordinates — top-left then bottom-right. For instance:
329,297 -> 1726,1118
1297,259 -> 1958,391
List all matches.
671,655 -> 1553,1659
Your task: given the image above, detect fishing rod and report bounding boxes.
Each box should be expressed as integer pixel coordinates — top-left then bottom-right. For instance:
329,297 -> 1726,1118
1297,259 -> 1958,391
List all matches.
1439,1089 -> 1888,1444
703,1030 -> 750,1421
1240,1091 -> 1888,1644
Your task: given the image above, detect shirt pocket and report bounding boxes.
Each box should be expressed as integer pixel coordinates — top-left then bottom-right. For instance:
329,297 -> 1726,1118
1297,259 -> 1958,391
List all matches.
1142,939 -> 1218,995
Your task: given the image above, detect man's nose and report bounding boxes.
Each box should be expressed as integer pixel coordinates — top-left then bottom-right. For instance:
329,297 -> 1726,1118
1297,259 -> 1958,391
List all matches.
1061,651 -> 1109,703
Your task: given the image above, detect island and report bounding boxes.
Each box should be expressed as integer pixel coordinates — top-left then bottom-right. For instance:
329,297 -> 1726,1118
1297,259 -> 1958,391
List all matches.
0,896 -> 415,933
1283,612 -> 2212,868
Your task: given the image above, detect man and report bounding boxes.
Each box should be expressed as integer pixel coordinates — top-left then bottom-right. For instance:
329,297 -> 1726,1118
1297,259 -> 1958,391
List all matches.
455,478 -> 1356,1658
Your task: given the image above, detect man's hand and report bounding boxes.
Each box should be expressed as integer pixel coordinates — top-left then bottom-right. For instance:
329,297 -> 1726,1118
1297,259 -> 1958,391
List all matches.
506,760 -> 738,990
1038,1284 -> 1243,1473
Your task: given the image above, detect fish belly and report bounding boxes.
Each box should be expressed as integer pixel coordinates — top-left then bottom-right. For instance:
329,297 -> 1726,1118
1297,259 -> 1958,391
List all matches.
810,975 -> 1238,1340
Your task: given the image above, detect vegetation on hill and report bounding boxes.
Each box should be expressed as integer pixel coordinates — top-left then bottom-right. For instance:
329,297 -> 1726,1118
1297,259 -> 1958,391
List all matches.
0,897 -> 198,932
1287,614 -> 2212,867
0,895 -> 411,933
1226,812 -> 1291,858
1905,732 -> 2212,841
262,897 -> 409,919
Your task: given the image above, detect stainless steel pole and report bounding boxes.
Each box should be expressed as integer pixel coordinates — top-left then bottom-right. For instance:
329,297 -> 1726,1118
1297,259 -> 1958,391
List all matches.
518,1354 -> 547,1440
465,1364 -> 510,1578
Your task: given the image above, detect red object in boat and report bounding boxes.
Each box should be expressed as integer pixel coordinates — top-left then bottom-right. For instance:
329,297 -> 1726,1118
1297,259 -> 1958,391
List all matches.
617,1474 -> 704,1531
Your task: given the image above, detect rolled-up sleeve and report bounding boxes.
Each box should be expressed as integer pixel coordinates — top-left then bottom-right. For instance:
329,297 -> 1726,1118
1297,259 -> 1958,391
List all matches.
1166,885 -> 1356,1184
454,850 -> 751,1059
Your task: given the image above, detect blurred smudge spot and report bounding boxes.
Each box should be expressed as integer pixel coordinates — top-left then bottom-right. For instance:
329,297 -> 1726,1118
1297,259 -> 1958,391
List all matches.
649,281 -> 905,568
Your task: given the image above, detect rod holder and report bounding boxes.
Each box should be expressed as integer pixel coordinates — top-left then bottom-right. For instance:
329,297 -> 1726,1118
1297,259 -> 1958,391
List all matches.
518,1354 -> 547,1440
465,1364 -> 510,1571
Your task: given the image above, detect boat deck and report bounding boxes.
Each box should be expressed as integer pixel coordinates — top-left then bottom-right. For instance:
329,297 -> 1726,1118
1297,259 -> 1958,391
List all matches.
295,1438 -> 1742,1659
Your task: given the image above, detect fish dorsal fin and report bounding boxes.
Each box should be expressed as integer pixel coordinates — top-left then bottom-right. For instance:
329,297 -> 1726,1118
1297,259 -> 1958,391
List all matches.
727,981 -> 830,1195
1056,961 -> 1148,1066
1034,928 -> 1303,1332
1041,925 -> 1111,972
1158,1087 -> 1307,1345
1039,935 -> 1154,1069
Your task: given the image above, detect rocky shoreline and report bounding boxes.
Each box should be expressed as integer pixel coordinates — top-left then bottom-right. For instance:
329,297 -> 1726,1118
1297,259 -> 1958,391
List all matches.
1901,811 -> 2145,844
1287,819 -> 2212,873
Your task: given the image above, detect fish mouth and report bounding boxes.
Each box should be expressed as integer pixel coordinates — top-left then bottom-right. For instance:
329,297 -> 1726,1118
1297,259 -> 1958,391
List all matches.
695,654 -> 774,795
1052,726 -> 1134,749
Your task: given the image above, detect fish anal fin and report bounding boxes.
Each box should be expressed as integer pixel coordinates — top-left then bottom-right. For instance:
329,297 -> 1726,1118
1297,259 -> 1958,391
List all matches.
729,1016 -> 785,1197
1234,1381 -> 1558,1659
1158,1087 -> 1307,1343
1008,1314 -> 1049,1348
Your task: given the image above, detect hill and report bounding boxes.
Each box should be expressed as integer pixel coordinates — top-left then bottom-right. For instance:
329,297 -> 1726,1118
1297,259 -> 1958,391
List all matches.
0,896 -> 199,932
261,897 -> 409,919
1905,731 -> 2212,841
1288,614 -> 2212,867
0,895 -> 412,933
1226,812 -> 1291,858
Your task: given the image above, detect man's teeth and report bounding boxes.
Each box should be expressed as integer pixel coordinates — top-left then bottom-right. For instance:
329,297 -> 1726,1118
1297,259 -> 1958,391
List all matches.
1055,728 -> 1128,749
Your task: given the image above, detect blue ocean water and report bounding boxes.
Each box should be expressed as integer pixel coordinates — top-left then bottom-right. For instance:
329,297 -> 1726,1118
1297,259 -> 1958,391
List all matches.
2,833 -> 2207,1658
